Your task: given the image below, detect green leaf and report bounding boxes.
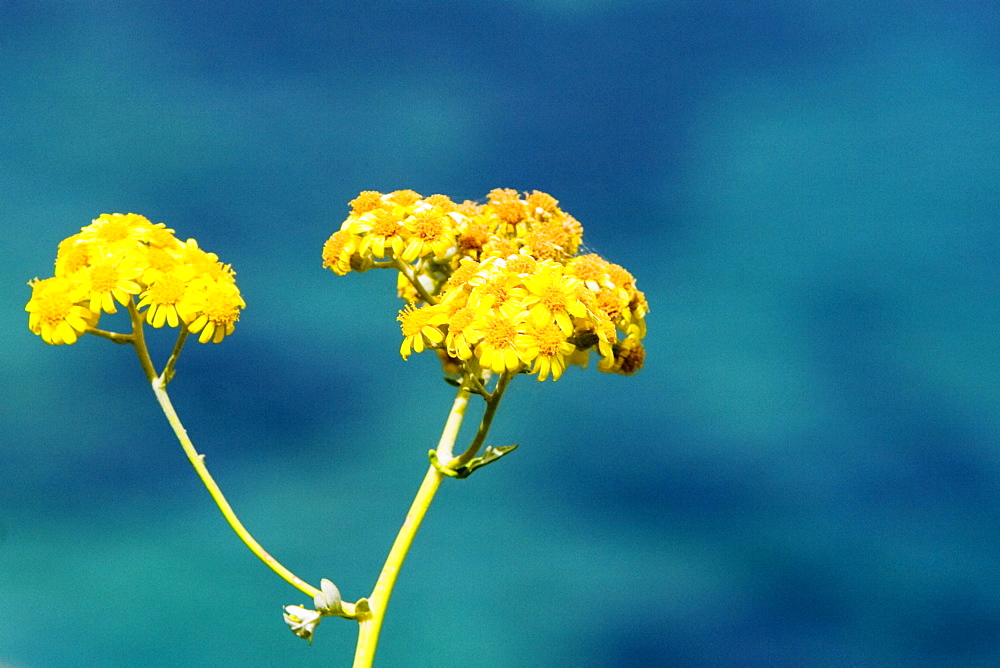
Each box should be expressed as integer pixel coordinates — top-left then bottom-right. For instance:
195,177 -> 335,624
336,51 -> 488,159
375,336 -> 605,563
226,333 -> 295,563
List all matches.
453,444 -> 519,478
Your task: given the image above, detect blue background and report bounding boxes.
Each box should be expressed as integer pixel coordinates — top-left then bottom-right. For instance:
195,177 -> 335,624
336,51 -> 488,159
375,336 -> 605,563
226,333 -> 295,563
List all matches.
3,1 -> 1000,665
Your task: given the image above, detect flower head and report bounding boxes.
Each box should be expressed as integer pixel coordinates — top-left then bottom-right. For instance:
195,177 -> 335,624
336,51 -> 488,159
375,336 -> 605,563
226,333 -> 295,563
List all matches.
26,214 -> 244,345
178,276 -> 246,343
25,277 -> 95,345
325,190 -> 648,380
398,304 -> 449,359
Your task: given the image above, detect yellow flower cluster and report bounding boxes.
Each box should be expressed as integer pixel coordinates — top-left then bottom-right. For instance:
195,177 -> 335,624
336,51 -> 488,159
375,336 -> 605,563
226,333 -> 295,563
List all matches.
323,189 -> 647,380
25,213 -> 245,345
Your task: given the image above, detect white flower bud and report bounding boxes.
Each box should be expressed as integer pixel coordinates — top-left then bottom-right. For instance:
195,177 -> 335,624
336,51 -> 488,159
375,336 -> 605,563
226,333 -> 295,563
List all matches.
283,604 -> 322,643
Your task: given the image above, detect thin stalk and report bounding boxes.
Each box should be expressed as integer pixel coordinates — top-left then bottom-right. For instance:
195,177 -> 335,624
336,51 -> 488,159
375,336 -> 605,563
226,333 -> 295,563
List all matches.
86,327 -> 133,344
126,298 -> 325,602
150,376 -> 325,601
161,327 -> 188,386
451,370 -> 512,469
392,258 -> 437,305
352,385 -> 472,667
126,299 -> 158,383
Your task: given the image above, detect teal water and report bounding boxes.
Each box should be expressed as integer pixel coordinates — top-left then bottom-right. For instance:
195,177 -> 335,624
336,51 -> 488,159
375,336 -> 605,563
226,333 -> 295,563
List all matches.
3,2 -> 1000,665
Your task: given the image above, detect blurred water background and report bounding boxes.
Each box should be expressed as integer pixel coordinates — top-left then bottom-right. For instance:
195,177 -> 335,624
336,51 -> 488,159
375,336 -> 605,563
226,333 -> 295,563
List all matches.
3,1 -> 1000,665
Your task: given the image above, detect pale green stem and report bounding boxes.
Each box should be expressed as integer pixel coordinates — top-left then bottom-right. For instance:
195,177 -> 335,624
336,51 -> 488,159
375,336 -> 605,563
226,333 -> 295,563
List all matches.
149,377 -> 325,601
352,385 -> 472,667
126,299 -> 158,383
125,298 -> 326,602
451,371 -> 512,470
392,257 -> 437,305
86,327 -> 133,344
160,327 -> 188,386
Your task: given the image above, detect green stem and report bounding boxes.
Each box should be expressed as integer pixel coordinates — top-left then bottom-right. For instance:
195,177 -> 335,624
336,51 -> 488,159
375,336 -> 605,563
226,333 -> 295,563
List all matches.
392,258 -> 437,305
161,327 -> 188,386
126,299 -> 158,383
86,327 -> 133,344
451,371 -> 512,469
149,376 -> 327,601
126,298 -> 326,603
352,385 -> 472,667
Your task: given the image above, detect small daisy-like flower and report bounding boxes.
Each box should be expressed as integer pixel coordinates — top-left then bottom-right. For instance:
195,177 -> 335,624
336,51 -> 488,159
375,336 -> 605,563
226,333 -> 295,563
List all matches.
525,190 -> 560,216
522,213 -> 582,260
522,262 -> 588,335
443,297 -> 493,360
598,335 -> 645,375
140,245 -> 183,285
81,250 -> 142,314
479,237 -> 520,261
455,214 -> 494,258
400,208 -> 455,262
178,276 -> 246,343
423,194 -> 457,211
594,286 -> 629,326
54,234 -> 92,277
474,313 -> 530,374
145,223 -> 182,250
175,238 -> 221,277
350,209 -> 407,259
522,321 -> 576,381
137,268 -> 194,328
349,190 -> 385,215
322,230 -> 360,276
566,253 -> 613,291
398,304 -> 449,359
504,252 -> 537,276
79,213 -> 154,247
486,188 -> 527,232
25,277 -> 95,345
387,189 -> 422,207
442,257 -> 482,295
466,265 -> 527,320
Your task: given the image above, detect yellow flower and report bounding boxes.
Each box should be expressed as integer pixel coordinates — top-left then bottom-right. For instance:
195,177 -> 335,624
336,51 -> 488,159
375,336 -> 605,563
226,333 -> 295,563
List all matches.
140,245 -> 183,285
79,213 -> 155,246
81,250 -> 143,315
137,267 -> 194,328
178,276 -> 246,343
398,304 -> 448,359
325,189 -> 648,378
349,190 -> 385,215
522,321 -> 576,381
441,257 -> 482,295
54,234 -> 93,277
504,252 -> 538,277
454,214 -> 495,258
322,230 -> 361,275
442,297 -> 492,360
349,209 -> 407,259
25,277 -> 95,345
521,261 -> 587,335
400,207 -> 457,262
474,313 -> 531,374
386,189 -> 422,207
566,253 -> 613,291
466,262 -> 527,320
174,238 -> 222,277
598,335 -> 646,375
485,188 -> 528,233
